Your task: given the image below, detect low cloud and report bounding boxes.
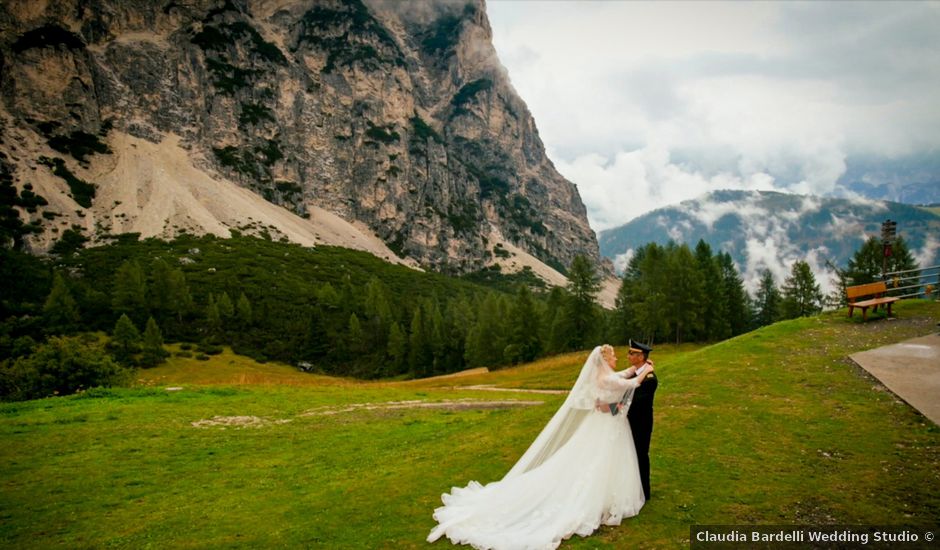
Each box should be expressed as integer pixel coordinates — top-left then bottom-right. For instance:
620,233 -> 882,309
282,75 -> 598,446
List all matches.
914,235 -> 940,268
554,147 -> 778,232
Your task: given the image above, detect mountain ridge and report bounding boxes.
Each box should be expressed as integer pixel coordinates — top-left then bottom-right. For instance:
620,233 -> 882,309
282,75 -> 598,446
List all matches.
599,189 -> 940,291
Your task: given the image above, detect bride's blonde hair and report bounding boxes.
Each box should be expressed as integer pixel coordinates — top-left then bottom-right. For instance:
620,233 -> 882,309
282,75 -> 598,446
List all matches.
600,344 -> 614,361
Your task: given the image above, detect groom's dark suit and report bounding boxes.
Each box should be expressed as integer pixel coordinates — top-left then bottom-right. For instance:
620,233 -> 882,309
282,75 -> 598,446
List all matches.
627,371 -> 657,501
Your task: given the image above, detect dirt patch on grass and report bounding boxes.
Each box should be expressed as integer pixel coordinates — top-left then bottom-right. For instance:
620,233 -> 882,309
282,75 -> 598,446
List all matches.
192,400 -> 544,427
300,399 -> 544,416
455,385 -> 568,395
191,415 -> 293,429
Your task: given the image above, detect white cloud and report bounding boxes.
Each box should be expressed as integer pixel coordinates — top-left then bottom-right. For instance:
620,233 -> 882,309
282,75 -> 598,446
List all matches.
554,146 -> 779,231
913,235 -> 940,268
685,192 -> 762,230
613,249 -> 634,274
487,1 -> 940,230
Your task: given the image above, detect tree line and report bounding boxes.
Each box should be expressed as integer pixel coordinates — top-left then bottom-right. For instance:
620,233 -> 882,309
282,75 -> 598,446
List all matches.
613,236 -> 919,345
0,232 -> 921,401
1,236 -> 612,399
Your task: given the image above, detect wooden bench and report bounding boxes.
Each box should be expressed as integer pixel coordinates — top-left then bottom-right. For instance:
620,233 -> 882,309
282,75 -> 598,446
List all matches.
846,281 -> 899,321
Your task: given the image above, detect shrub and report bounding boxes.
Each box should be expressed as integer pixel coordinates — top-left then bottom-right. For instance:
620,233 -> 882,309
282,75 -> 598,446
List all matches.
0,335 -> 130,401
47,131 -> 112,162
195,353 -> 210,361
255,140 -> 282,165
410,115 -> 442,144
49,228 -> 89,256
239,103 -> 275,127
364,122 -> 400,144
451,78 -> 493,115
275,180 -> 302,195
39,157 -> 96,208
197,343 -> 223,355
205,59 -> 256,95
12,24 -> 85,53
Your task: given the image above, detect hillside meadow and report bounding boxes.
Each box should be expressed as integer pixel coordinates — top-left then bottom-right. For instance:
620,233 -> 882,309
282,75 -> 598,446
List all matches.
1,300 -> 938,548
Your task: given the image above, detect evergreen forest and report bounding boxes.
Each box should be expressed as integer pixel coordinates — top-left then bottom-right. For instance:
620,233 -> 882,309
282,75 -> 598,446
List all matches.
1,231 -> 918,401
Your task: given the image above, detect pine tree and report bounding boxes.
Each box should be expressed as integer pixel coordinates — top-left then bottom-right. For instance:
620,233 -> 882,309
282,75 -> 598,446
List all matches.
845,235 -> 919,288
236,292 -> 253,327
387,321 -> 407,375
217,291 -> 234,322
112,260 -> 147,324
632,243 -> 671,343
613,248 -> 647,345
505,285 -> 541,364
845,237 -> 883,285
664,243 -> 704,344
43,272 -> 80,332
408,306 -> 428,375
465,294 -> 507,367
140,317 -> 169,367
363,277 -> 392,352
338,276 -> 358,324
148,259 -> 173,321
717,252 -> 749,336
317,283 -> 341,310
886,235 -> 918,277
442,298 -> 473,374
112,313 -> 140,361
565,254 -> 600,350
304,309 -> 329,360
205,295 -> 222,342
424,299 -> 446,373
364,278 -> 392,319
541,287 -> 568,354
346,313 -> 364,356
167,268 -> 193,323
781,260 -> 823,319
694,241 -> 728,341
753,269 -> 782,326
613,276 -> 636,345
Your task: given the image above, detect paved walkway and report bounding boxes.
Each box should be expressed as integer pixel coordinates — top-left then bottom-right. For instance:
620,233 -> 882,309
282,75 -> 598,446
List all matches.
850,332 -> 940,426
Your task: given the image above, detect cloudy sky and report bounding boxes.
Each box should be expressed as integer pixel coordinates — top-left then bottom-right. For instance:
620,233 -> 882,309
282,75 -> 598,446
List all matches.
486,1 -> 940,233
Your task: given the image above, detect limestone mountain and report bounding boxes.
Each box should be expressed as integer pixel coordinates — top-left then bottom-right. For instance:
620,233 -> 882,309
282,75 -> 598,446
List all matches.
0,0 -> 600,279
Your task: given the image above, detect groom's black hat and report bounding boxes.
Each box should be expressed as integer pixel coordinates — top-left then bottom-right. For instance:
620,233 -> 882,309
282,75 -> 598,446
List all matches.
629,340 -> 652,356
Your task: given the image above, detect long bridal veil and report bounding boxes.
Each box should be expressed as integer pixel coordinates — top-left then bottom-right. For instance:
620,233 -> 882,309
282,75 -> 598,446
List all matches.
428,346 -> 645,549
503,346 -> 635,479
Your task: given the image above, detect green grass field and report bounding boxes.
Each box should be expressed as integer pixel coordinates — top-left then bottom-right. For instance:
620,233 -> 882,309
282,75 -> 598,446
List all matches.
2,301 -> 939,548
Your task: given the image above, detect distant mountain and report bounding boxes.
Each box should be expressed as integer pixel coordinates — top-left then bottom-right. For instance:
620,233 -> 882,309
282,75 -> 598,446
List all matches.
838,154 -> 940,205
598,190 -> 940,289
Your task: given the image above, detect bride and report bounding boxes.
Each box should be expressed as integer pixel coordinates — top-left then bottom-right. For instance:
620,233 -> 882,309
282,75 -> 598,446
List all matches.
427,344 -> 654,549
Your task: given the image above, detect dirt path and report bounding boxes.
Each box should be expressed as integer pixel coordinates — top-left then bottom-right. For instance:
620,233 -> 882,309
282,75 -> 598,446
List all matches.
192,398 -> 546,428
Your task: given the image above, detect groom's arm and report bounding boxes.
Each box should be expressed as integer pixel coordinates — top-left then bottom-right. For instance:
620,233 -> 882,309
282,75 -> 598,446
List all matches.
596,398 -> 622,415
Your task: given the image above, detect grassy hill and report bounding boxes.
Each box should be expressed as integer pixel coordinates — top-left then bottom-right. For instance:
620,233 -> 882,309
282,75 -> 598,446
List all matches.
2,300 -> 938,548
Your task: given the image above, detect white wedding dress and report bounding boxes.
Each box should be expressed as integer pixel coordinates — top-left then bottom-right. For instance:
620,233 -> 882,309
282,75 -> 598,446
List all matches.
427,347 -> 646,549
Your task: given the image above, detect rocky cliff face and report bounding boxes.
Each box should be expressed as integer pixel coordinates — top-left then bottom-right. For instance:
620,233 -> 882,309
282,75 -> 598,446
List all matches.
0,0 -> 600,275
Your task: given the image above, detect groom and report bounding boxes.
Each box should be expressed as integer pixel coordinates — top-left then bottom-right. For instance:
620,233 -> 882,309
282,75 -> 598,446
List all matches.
627,340 -> 659,500
623,340 -> 657,501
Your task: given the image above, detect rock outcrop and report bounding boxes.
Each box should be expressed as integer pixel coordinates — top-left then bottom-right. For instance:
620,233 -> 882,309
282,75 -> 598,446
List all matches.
0,0 -> 600,275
